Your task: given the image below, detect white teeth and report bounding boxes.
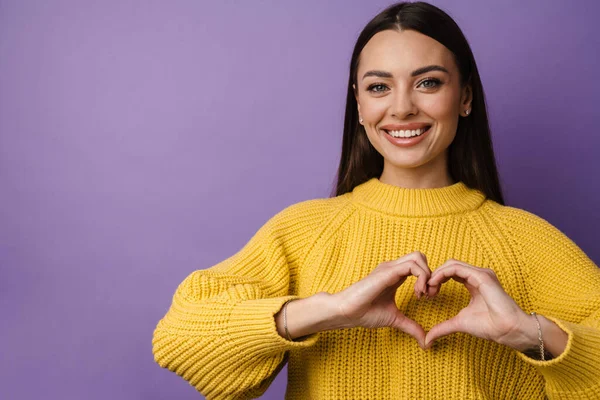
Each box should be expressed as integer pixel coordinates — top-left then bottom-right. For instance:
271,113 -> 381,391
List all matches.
386,127 -> 428,138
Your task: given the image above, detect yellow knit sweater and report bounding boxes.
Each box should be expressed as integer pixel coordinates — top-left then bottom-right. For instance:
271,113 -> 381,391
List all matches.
152,178 -> 600,399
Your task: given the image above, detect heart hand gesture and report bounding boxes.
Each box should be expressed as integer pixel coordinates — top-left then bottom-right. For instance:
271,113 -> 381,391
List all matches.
331,255 -> 537,352
424,259 -> 535,351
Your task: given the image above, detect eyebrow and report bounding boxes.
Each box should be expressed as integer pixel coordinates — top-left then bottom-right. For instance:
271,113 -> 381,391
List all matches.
361,65 -> 449,81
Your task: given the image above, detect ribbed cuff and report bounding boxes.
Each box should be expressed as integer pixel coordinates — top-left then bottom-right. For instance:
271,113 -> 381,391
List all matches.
516,316 -> 600,395
227,294 -> 321,358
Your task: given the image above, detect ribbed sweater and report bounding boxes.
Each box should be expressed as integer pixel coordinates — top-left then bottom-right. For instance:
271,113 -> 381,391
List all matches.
152,177 -> 600,399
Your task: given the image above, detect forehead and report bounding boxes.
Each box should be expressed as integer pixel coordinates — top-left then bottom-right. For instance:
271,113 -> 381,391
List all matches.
358,29 -> 456,78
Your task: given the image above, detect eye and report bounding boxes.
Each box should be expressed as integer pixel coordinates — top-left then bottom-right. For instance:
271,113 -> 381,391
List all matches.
366,83 -> 389,93
417,78 -> 442,89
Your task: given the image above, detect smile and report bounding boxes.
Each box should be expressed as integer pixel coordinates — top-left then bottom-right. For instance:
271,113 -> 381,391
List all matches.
381,125 -> 432,148
383,126 -> 430,138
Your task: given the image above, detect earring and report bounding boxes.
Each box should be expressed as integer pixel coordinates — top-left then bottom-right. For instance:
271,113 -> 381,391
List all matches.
465,109 -> 470,116
359,117 -> 363,123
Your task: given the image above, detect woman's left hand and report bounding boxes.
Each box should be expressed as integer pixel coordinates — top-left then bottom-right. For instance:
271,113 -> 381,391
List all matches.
424,259 -> 536,351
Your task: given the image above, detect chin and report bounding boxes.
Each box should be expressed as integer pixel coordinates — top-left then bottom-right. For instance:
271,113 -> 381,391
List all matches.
384,154 -> 431,169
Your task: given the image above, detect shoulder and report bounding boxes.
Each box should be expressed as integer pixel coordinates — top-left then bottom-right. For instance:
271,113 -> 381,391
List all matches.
480,200 -> 594,267
276,192 -> 353,219
481,200 -> 563,237
260,192 -> 354,238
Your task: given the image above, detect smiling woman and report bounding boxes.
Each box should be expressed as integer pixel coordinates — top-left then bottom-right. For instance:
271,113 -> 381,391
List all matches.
337,4 -> 502,198
152,2 -> 600,399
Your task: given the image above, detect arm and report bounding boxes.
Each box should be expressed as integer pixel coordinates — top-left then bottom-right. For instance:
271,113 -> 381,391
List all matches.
152,201 -> 330,400
505,207 -> 600,398
274,292 -> 347,340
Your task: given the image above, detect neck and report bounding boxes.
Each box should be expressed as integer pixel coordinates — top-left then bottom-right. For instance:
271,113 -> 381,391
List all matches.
379,152 -> 454,189
379,172 -> 456,189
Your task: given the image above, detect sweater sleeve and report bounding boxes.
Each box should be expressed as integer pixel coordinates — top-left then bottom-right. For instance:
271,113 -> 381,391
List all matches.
152,200 -> 328,400
504,207 -> 600,399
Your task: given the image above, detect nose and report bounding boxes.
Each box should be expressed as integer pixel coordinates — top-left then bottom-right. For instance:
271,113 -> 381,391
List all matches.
390,90 -> 418,119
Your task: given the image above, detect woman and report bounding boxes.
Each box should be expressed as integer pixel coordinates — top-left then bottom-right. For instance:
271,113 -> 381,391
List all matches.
152,2 -> 600,399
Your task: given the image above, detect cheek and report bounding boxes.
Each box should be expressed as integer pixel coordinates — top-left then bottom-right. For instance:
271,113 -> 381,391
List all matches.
419,91 -> 458,118
361,98 -> 387,119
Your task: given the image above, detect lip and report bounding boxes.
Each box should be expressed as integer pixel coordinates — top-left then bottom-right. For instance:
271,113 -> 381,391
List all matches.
380,122 -> 432,131
381,125 -> 432,148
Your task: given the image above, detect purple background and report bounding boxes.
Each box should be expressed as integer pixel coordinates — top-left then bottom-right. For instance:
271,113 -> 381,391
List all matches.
1,0 -> 598,399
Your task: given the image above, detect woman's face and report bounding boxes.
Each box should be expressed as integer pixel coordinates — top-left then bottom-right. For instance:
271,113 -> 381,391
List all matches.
354,29 -> 472,178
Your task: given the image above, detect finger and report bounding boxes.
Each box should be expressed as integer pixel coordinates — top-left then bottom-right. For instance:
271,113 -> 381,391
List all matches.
426,274 -> 468,298
375,252 -> 430,299
420,251 -> 428,266
390,311 -> 426,349
428,262 -> 483,291
361,260 -> 422,301
392,251 -> 431,276
399,260 -> 430,299
426,284 -> 437,298
424,315 -> 462,349
426,258 -> 466,297
429,263 -> 505,304
415,251 -> 432,296
427,259 -> 478,297
393,252 -> 431,298
425,260 -> 459,297
414,251 -> 429,274
394,260 -> 430,299
429,269 -> 475,297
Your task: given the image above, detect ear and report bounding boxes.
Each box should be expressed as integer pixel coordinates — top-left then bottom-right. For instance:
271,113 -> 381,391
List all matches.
460,81 -> 473,112
353,84 -> 361,113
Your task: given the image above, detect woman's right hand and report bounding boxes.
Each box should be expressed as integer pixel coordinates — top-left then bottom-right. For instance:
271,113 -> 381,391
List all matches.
331,251 -> 432,348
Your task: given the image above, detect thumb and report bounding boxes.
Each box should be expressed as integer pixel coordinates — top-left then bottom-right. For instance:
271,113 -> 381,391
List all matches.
424,316 -> 461,349
390,311 -> 426,349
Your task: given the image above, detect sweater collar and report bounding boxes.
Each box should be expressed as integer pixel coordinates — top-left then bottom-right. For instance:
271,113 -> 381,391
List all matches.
351,177 -> 486,217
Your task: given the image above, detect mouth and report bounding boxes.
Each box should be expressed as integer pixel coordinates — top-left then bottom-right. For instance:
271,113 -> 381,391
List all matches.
382,125 -> 432,138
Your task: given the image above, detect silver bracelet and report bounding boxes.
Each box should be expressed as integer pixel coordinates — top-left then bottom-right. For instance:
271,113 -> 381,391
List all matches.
530,312 -> 545,361
283,299 -> 295,341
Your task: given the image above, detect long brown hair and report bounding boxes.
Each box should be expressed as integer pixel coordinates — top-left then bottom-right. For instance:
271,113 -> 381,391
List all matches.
331,1 -> 505,205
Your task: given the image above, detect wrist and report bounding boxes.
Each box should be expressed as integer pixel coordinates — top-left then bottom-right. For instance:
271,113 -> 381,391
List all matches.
278,292 -> 341,339
504,313 -> 567,360
520,312 -> 550,360
317,292 -> 357,331
536,314 -> 568,358
499,313 -> 540,352
325,292 -> 357,331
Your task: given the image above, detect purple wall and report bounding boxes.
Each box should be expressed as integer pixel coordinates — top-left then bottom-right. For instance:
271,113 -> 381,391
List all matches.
1,1 -> 598,399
